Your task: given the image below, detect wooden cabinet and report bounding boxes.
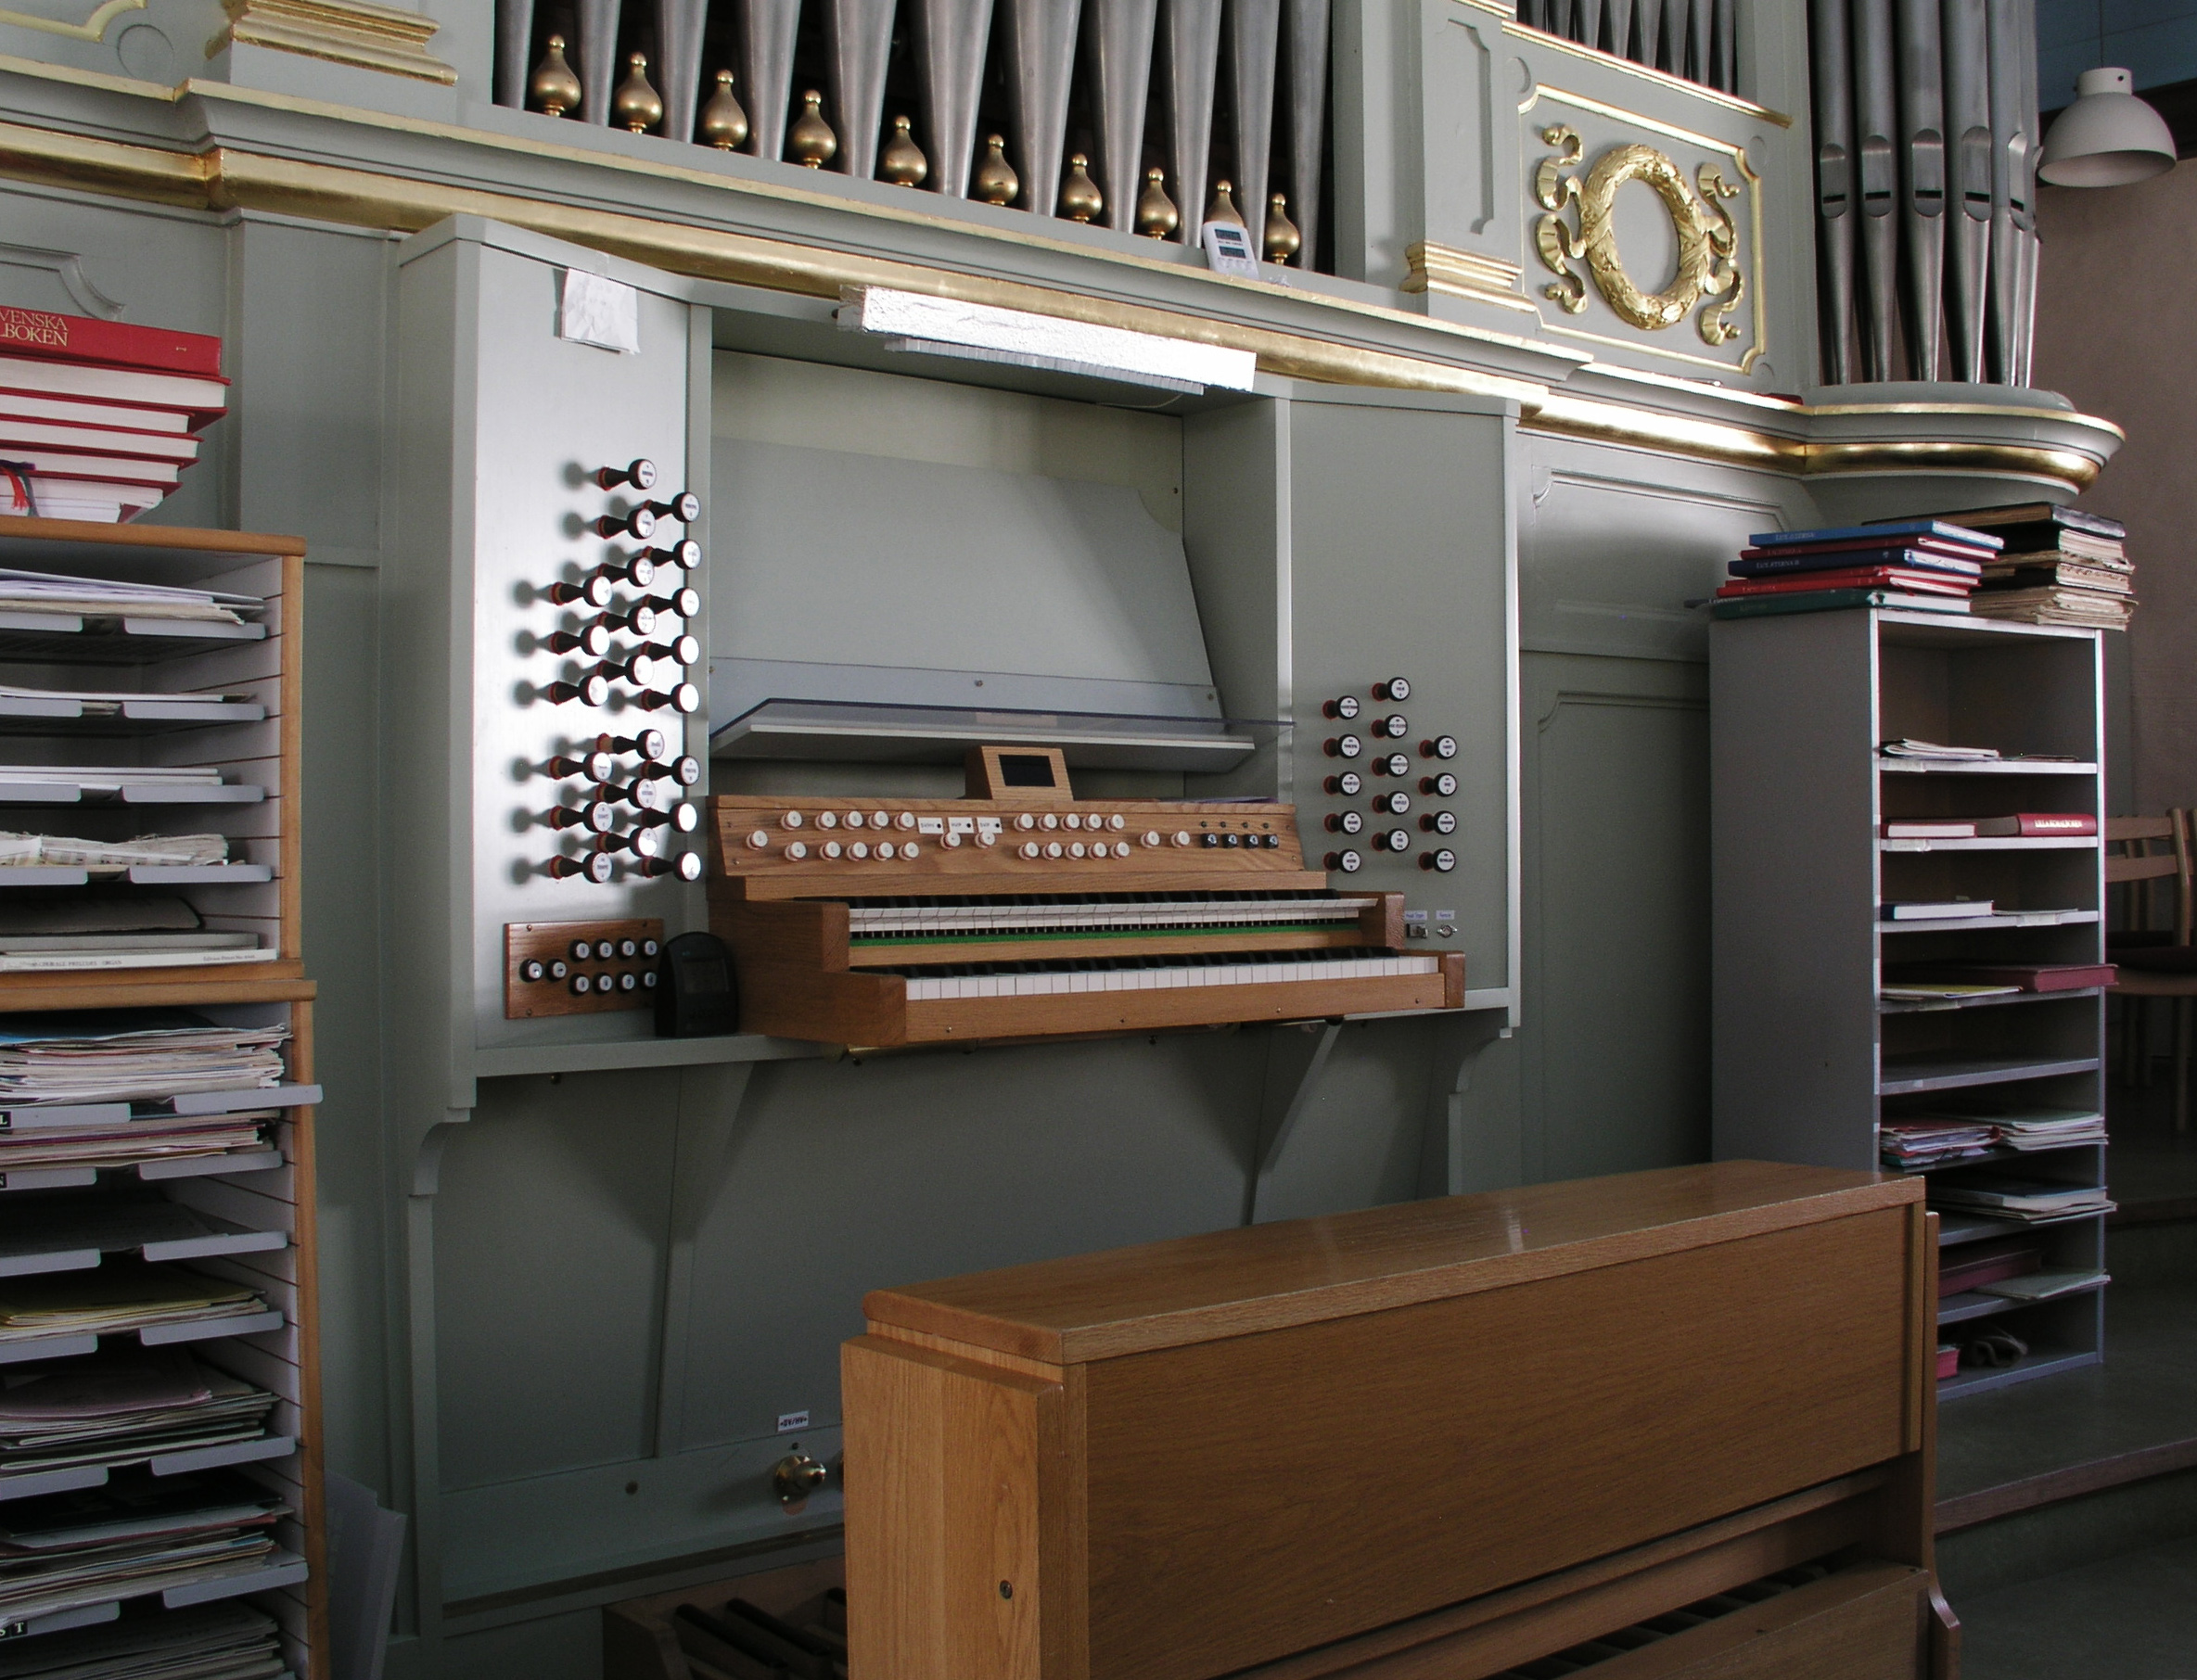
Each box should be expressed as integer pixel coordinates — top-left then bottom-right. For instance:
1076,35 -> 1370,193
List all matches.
843,1162 -> 1946,1680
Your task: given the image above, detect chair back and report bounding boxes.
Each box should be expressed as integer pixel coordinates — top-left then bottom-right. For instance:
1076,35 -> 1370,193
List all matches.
2107,811 -> 2193,944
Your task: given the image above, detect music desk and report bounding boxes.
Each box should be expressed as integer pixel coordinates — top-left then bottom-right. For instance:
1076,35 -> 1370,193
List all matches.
845,1160 -> 1951,1680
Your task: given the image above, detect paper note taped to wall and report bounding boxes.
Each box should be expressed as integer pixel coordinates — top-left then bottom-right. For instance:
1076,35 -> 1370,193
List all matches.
557,269 -> 640,353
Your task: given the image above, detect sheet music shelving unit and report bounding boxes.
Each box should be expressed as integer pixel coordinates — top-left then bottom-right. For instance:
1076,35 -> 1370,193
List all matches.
1712,606 -> 2108,1398
0,519 -> 324,1673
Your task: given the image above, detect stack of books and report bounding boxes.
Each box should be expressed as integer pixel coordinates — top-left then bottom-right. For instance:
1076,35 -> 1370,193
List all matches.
0,309 -> 226,523
1922,503 -> 2133,629
1710,520 -> 1999,618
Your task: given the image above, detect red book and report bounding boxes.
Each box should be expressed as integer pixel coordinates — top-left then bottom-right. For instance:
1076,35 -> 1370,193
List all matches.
0,307 -> 222,377
1903,963 -> 2116,991
1717,568 -> 1973,598
1971,813 -> 2098,837
0,356 -> 226,431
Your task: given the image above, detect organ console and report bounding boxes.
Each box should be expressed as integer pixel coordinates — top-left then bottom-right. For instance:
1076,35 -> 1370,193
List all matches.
706,745 -> 1464,1047
842,1161 -> 1952,1680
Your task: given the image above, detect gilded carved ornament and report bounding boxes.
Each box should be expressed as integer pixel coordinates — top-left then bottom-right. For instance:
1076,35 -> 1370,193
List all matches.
1532,124 -> 1744,349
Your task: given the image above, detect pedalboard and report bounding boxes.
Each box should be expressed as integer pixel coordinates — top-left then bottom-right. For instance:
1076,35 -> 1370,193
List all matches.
505,918 -> 666,1018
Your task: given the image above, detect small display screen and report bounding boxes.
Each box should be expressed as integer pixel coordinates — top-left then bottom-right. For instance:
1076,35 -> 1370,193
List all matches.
1000,753 -> 1059,788
677,958 -> 729,994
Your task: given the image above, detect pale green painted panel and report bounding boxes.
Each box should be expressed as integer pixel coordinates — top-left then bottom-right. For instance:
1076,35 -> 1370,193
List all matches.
670,1033 -> 1264,1451
434,1072 -> 683,1489
1521,654 -> 1710,1182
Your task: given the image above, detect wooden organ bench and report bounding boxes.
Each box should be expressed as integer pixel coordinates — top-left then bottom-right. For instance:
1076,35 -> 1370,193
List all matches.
842,1161 -> 1954,1680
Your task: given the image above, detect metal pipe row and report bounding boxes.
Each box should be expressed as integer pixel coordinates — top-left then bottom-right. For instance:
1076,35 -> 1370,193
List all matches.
1516,0 -> 1740,95
1809,0 -> 2037,385
494,0 -> 1328,267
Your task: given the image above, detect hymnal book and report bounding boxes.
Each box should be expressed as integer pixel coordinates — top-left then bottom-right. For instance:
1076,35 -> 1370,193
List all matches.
1881,899 -> 1993,920
0,449 -> 180,490
0,393 -> 193,435
1995,534 -> 2127,567
0,309 -> 223,378
1709,588 -> 1972,620
1979,560 -> 2133,592
1880,739 -> 2000,760
1751,519 -> 2003,552
1939,1241 -> 2042,1296
1731,546 -> 1985,579
1888,962 -> 2115,992
1919,502 -> 2126,541
1716,568 -> 1971,598
1975,1268 -> 2110,1303
1735,534 -> 1993,564
1970,813 -> 2097,837
0,477 -> 163,524
0,419 -> 199,465
0,355 -> 227,425
1881,821 -> 1977,838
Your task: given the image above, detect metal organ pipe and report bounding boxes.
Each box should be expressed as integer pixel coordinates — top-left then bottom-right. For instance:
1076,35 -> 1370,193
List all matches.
1809,0 -> 1855,385
1284,0 -> 1328,267
1895,0 -> 1945,380
1940,0 -> 1991,381
914,0 -> 997,195
1003,0 -> 1083,219
2013,0 -> 2039,389
658,0 -> 710,139
1850,0 -> 1900,381
1985,0 -> 2025,383
1229,0 -> 1283,258
1163,0 -> 1225,244
825,0 -> 898,178
578,0 -> 622,124
737,0 -> 802,159
1083,0 -> 1161,230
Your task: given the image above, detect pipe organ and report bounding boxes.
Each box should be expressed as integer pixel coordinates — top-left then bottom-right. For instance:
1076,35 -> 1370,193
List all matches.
1807,0 -> 2039,386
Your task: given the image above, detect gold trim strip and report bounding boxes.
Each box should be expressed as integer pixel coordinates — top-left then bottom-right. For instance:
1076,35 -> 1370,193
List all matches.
1503,19 -> 1794,127
0,0 -> 143,43
1402,240 -> 1539,313
0,101 -> 2108,493
1520,393 -> 2103,488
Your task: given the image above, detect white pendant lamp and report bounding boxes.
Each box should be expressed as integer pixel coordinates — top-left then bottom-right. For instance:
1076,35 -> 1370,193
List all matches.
2038,68 -> 2176,186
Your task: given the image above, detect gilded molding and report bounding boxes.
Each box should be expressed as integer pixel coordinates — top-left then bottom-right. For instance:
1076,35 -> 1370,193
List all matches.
1400,241 -> 1536,313
211,0 -> 457,85
0,0 -> 143,43
1502,19 -> 1795,128
0,98 -> 2110,493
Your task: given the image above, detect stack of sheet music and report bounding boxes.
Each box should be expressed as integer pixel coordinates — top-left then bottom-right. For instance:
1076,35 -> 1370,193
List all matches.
0,1112 -> 275,1180
1710,520 -> 1997,618
0,1350 -> 279,1483
1880,1105 -> 2107,1169
1880,1119 -> 1999,1167
0,681 -> 259,718
0,1013 -> 286,1104
1925,503 -> 2133,630
0,1600 -> 285,1680
0,896 -> 267,971
0,1264 -> 270,1347
0,1471 -> 285,1629
0,834 -> 227,872
1927,1175 -> 2115,1222
0,569 -> 261,627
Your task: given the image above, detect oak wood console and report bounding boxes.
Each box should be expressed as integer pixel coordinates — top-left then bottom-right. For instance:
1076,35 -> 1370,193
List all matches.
843,1161 -> 1951,1680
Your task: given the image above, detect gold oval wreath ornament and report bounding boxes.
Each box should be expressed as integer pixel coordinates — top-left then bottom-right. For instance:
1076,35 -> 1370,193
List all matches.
1533,126 -> 1744,347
